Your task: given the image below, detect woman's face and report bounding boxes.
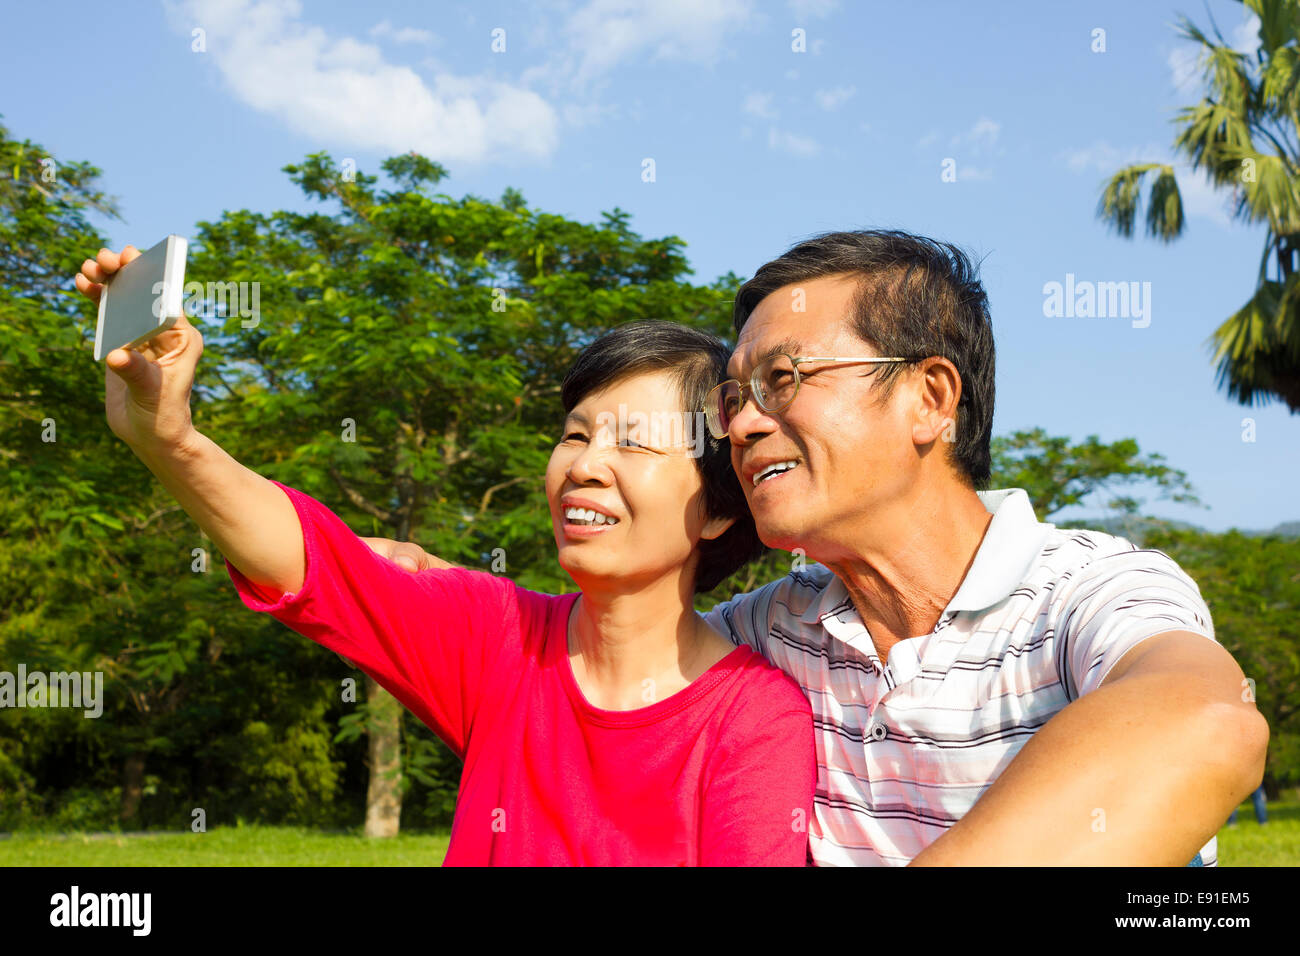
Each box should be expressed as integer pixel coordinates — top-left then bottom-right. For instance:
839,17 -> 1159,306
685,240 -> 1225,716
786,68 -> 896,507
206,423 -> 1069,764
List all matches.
546,369 -> 734,591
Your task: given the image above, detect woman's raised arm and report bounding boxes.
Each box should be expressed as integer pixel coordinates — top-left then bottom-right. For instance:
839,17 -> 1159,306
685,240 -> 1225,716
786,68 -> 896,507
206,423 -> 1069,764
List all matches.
76,245 -> 305,593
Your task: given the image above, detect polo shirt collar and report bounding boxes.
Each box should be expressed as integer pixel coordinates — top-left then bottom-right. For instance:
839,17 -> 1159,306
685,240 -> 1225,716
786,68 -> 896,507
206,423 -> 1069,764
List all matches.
943,488 -> 1053,614
798,488 -> 1053,630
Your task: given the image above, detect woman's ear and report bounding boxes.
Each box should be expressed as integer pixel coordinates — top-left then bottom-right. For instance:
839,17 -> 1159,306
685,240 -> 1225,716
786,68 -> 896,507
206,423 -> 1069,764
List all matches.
700,514 -> 736,541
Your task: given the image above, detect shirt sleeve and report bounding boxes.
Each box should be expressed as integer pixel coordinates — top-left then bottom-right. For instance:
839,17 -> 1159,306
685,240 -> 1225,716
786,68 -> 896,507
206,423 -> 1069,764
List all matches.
225,480 -> 519,757
1056,547 -> 1218,700
697,671 -> 816,866
702,579 -> 784,657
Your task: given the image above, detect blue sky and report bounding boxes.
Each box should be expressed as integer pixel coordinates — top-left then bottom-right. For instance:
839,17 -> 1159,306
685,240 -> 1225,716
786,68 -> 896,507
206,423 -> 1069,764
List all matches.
3,0 -> 1295,531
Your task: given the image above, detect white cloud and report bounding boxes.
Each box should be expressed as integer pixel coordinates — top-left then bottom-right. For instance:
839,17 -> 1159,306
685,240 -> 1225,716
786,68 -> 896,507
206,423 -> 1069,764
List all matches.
169,0 -> 558,166
768,127 -> 820,157
1177,166 -> 1236,227
743,91 -> 778,119
952,116 -> 1000,152
1168,45 -> 1203,96
1059,140 -> 1158,175
814,85 -> 855,110
369,19 -> 436,46
562,0 -> 755,88
1232,12 -> 1262,56
919,119 -> 999,155
562,101 -> 619,128
788,0 -> 839,18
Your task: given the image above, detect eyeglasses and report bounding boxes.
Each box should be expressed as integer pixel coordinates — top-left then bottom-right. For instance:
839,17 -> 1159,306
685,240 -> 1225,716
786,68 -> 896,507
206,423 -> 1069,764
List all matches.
703,353 -> 911,439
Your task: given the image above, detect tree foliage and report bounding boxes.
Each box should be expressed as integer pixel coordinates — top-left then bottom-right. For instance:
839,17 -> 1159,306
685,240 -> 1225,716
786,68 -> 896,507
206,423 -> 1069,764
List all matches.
1143,527 -> 1300,790
989,428 -> 1200,519
1095,0 -> 1300,410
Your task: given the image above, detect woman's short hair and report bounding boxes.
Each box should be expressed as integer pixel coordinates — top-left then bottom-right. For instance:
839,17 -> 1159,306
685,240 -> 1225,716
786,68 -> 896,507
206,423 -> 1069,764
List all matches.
560,320 -> 766,593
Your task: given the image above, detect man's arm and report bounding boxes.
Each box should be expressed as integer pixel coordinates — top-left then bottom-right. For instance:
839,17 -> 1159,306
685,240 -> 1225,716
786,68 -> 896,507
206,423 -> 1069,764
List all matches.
359,537 -> 457,572
910,630 -> 1268,865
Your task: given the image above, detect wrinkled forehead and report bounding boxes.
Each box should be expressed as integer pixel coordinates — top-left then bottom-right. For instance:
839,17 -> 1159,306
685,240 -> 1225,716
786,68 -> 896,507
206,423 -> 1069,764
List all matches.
729,276 -> 864,378
727,334 -> 805,380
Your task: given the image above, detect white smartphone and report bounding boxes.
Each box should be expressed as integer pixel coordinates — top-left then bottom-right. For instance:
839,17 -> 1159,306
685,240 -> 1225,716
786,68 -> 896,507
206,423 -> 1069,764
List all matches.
93,234 -> 188,361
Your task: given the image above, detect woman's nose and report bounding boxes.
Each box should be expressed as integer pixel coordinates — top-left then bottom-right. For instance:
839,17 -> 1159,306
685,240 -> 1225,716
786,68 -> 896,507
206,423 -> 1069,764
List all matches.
566,439 -> 614,485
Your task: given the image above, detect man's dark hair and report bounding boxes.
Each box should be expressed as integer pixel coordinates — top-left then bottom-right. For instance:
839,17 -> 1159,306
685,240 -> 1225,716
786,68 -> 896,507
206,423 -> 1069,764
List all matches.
561,320 -> 766,592
733,229 -> 996,487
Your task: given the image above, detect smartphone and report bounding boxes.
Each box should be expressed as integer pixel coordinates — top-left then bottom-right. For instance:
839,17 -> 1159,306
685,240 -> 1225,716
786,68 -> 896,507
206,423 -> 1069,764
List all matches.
93,234 -> 188,361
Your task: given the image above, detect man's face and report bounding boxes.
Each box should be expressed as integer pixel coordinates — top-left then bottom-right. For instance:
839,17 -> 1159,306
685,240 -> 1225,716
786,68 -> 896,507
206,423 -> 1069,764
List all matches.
726,275 -> 920,555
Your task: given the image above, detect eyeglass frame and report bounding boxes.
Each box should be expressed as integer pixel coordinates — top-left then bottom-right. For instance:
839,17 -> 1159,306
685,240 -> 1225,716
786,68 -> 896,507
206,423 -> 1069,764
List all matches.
703,354 -> 914,439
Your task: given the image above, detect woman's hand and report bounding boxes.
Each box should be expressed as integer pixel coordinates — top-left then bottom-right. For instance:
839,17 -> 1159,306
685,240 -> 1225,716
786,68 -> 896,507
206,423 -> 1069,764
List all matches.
75,245 -> 203,456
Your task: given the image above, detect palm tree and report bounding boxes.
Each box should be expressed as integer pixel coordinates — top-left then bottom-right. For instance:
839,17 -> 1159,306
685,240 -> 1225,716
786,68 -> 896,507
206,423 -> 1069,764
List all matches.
1097,0 -> 1300,411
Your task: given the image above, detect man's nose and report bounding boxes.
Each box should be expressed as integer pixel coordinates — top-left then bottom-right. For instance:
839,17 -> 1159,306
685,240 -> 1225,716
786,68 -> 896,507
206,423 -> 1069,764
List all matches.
728,392 -> 780,444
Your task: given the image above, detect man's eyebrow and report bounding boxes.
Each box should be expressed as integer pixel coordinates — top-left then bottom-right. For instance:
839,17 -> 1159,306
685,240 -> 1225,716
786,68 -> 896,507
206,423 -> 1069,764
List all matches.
562,411 -> 589,427
761,337 -> 806,361
728,337 -> 805,377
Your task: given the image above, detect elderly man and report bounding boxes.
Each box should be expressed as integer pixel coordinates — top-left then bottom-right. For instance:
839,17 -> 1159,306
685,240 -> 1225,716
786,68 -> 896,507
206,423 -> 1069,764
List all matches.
374,229 -> 1268,866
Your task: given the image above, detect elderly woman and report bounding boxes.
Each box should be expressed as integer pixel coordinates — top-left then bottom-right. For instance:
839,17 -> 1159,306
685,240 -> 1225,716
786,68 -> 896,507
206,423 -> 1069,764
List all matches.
77,245 -> 814,866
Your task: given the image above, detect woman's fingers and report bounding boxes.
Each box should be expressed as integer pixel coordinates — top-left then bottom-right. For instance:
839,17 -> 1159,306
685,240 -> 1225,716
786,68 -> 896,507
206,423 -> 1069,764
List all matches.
85,245 -> 139,282
74,272 -> 103,302
95,247 -> 122,275
80,256 -> 109,283
78,244 -> 142,302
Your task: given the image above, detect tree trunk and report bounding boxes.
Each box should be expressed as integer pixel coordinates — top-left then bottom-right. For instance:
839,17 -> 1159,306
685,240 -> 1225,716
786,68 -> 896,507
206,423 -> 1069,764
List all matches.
120,751 -> 146,823
363,675 -> 403,837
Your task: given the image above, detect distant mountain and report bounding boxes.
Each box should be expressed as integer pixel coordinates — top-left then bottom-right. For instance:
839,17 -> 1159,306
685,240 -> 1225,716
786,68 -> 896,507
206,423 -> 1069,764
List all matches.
1057,515 -> 1300,544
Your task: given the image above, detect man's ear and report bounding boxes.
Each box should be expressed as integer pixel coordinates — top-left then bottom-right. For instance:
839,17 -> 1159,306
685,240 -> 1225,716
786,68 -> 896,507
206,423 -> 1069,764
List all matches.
911,357 -> 962,447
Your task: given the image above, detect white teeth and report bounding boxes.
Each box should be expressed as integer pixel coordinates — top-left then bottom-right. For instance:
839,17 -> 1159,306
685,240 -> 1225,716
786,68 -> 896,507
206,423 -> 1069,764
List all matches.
753,460 -> 799,486
563,506 -> 619,526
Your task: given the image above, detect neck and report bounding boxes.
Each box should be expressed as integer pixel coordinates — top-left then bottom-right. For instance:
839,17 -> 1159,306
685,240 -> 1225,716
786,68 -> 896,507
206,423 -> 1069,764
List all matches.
817,474 -> 992,661
567,567 -> 710,710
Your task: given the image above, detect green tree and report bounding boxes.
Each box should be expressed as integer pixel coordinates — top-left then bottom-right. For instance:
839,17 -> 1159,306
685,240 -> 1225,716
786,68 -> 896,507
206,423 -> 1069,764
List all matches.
0,118 -> 346,829
989,428 -> 1200,520
1096,0 -> 1300,410
0,115 -> 197,824
179,151 -> 736,834
1143,527 -> 1300,791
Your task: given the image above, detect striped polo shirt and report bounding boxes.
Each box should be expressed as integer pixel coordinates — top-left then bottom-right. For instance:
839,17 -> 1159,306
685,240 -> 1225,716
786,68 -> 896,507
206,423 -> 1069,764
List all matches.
703,487 -> 1221,866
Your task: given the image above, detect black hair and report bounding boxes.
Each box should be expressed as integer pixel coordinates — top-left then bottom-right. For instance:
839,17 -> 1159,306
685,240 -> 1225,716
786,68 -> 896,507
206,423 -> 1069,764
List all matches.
733,229 -> 996,487
560,320 -> 765,592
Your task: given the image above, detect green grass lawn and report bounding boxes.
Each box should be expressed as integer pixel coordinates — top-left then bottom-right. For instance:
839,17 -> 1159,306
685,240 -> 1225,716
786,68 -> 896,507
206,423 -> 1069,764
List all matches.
0,824 -> 451,866
2,796 -> 1296,865
1214,794 -> 1300,866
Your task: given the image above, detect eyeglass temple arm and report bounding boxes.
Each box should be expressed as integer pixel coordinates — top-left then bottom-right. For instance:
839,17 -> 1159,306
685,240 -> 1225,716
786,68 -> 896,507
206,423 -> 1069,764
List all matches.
792,356 -> 911,364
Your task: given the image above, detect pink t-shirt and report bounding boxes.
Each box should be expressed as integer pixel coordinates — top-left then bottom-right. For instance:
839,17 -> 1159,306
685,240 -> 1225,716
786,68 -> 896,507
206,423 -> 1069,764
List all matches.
226,481 -> 815,866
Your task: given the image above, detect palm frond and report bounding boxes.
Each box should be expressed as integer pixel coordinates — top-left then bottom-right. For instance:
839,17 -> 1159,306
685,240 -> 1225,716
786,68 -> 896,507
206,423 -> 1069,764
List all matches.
1097,163 -> 1170,239
1245,0 -> 1300,55
1173,101 -> 1259,183
1145,165 -> 1186,240
1209,274 -> 1300,409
